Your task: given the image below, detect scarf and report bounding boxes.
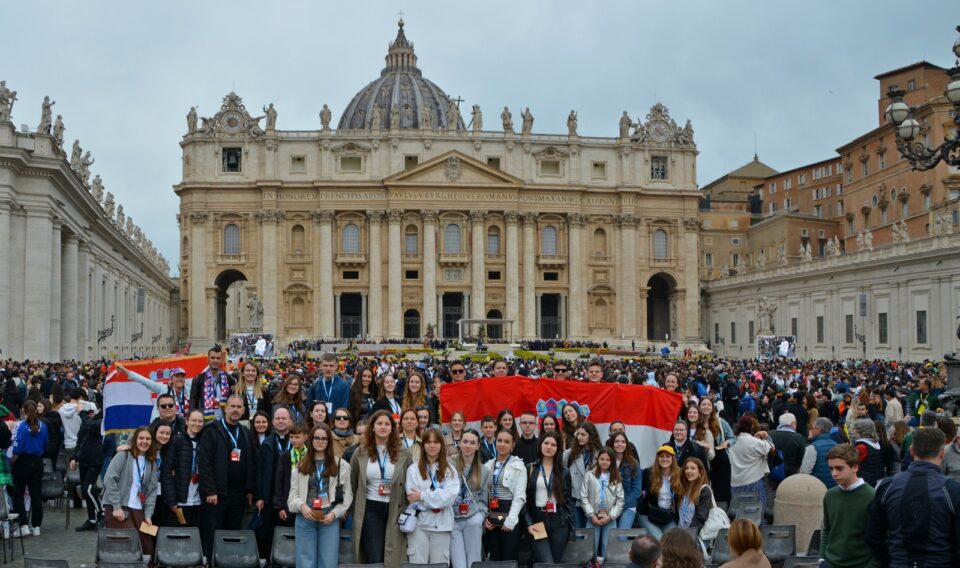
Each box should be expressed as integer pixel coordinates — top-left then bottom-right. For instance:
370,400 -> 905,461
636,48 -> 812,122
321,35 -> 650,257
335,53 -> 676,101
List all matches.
290,446 -> 306,466
202,370 -> 230,418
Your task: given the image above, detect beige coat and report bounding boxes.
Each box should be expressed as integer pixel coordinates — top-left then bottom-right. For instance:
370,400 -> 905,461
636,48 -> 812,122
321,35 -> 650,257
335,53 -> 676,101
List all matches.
720,549 -> 773,568
287,458 -> 352,520
349,446 -> 413,568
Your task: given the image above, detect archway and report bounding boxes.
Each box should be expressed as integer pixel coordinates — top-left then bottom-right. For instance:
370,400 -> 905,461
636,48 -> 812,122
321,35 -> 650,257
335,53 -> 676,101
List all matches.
215,269 -> 248,341
646,273 -> 676,340
486,309 -> 503,340
404,309 -> 421,340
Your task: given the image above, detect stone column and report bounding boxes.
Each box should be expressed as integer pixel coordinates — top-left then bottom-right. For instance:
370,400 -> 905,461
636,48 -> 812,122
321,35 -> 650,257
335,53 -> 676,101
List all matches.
257,209 -> 283,335
366,210 -> 384,339
334,292 -> 342,337
188,212 -> 209,344
50,219 -> 62,359
470,210 -> 487,325
567,213 -> 584,338
682,218 -> 701,341
61,235 -> 79,360
618,214 -> 638,338
24,210 -> 53,360
387,209 -> 403,339
504,211 -> 520,342
422,211 -> 438,334
77,242 -> 90,358
522,213 -> 538,338
314,210 -> 335,337
0,202 -> 10,354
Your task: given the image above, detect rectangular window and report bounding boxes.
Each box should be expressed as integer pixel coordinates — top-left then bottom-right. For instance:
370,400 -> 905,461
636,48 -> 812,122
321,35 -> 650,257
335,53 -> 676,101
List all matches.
878,312 -> 888,344
837,202 -> 845,216
404,155 -> 419,170
901,201 -> 909,217
591,161 -> 607,179
651,156 -> 668,180
486,157 -> 502,170
340,156 -> 362,172
878,152 -> 886,169
543,271 -> 559,281
730,322 -> 737,344
791,317 -> 798,337
845,314 -> 854,344
290,155 -> 306,173
784,179 -> 792,190
847,169 -> 853,184
487,233 -> 501,256
816,316 -> 825,343
907,79 -> 916,90
769,202 -> 777,214
814,205 -> 822,218
784,198 -> 792,210
916,310 -> 928,344
540,160 -> 561,176
342,271 -> 359,280
748,321 -> 755,343
847,217 -> 855,234
704,253 -> 713,266
404,233 -> 418,255
222,148 -> 242,172
769,182 -> 777,194
487,271 -> 501,280
797,174 -> 806,186
714,322 -> 720,344
861,160 -> 869,177
924,192 -> 932,209
404,270 -> 419,280
732,253 -> 741,266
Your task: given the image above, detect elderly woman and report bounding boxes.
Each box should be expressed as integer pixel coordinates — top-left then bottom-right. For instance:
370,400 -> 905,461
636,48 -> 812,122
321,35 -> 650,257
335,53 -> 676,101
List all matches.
849,418 -> 885,486
728,416 -> 775,505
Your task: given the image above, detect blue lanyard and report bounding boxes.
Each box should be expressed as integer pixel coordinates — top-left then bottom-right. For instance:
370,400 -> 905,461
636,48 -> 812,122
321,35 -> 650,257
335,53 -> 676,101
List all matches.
460,464 -> 471,499
319,378 -> 333,402
246,390 -> 257,413
539,465 -> 553,498
378,449 -> 390,480
492,457 -> 509,497
276,436 -> 290,455
221,419 -> 241,449
483,439 -> 497,458
315,462 -> 327,495
191,439 -> 198,474
403,436 -> 414,449
429,465 -> 439,491
388,398 -> 400,414
599,474 -> 609,504
134,456 -> 145,491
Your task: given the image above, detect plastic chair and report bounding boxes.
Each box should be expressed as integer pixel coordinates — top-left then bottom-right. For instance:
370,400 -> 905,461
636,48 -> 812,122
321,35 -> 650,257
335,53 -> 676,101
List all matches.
806,529 -> 821,556
269,526 -> 296,568
471,562 -> 518,568
96,563 -> 147,568
533,564 -> 582,568
400,564 -> 447,568
710,528 -> 731,565
560,527 -> 596,565
761,524 -> 796,564
728,492 -> 759,519
738,504 -> 764,527
339,565 -> 382,568
0,492 -> 25,563
97,528 -> 144,564
41,471 -> 65,503
155,526 -> 204,567
42,459 -> 55,473
602,564 -> 630,568
604,528 -> 648,564
212,530 -> 259,568
24,557 -> 69,568
783,557 -> 820,568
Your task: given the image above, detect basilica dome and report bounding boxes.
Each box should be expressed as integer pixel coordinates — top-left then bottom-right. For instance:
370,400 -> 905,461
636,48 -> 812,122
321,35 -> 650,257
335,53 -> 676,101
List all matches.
337,20 -> 467,131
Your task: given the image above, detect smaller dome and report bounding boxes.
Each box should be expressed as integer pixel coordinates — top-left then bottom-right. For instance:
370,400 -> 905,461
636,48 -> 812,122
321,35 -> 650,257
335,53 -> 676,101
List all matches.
337,20 -> 466,131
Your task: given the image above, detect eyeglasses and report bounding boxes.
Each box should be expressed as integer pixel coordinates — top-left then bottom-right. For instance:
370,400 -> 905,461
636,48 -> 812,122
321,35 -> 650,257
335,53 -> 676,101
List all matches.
313,436 -> 328,441
334,416 -> 350,421
158,404 -> 176,410
450,369 -> 465,374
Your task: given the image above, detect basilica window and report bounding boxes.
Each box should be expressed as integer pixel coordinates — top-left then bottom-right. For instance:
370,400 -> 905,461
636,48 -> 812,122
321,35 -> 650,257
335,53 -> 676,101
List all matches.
444,223 -> 462,253
222,148 -> 242,173
223,224 -> 240,254
291,225 -> 305,254
541,226 -> 558,255
342,223 -> 361,253
651,156 -> 668,180
592,228 -> 608,257
487,227 -> 501,256
404,225 -> 418,255
653,229 -> 669,259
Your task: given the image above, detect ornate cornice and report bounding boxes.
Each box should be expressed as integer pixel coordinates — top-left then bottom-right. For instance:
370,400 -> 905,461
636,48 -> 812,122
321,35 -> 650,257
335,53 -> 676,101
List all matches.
255,209 -> 285,224
187,212 -> 209,224
522,212 -> 539,225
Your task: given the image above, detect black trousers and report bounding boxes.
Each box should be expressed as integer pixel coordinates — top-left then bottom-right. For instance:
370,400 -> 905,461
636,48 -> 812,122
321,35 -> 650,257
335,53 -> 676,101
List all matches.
485,523 -> 522,561
199,493 -> 246,561
78,466 -> 102,521
360,500 -> 390,563
529,509 -> 569,563
12,455 -> 44,528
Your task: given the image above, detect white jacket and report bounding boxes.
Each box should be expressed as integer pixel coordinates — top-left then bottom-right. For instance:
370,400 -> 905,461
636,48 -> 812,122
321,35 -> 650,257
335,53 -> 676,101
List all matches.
482,456 -> 527,530
729,433 -> 773,487
579,471 -> 624,519
405,461 -> 460,531
287,458 -> 353,520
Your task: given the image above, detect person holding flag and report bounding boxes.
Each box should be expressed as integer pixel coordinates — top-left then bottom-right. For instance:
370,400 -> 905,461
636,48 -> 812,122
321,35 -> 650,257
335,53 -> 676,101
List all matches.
189,345 -> 234,421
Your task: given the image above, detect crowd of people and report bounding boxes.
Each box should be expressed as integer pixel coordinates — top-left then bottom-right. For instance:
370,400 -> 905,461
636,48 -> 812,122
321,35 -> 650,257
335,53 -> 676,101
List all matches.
0,348 -> 958,567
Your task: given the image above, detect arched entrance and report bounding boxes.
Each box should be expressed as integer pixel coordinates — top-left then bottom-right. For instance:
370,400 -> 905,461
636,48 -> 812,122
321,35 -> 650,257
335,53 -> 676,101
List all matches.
403,309 -> 421,339
486,309 -> 503,340
215,269 -> 248,341
647,273 -> 676,340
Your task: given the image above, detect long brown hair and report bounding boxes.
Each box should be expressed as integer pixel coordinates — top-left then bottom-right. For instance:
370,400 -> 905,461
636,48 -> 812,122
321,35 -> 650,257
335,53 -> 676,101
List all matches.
349,366 -> 376,423
593,447 -> 622,485
363,409 -> 401,463
416,428 -> 449,483
650,449 -> 683,498
605,431 -> 639,471
661,528 -> 703,568
455,429 -> 483,490
680,457 -> 709,502
272,374 -> 304,407
129,426 -> 159,462
535,431 -> 567,504
401,372 -> 427,412
699,397 -> 722,440
567,422 -> 602,467
22,400 -> 39,434
299,423 -> 340,477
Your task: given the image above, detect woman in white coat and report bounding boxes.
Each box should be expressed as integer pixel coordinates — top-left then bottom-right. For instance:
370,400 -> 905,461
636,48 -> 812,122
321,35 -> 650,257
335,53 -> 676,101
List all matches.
404,427 -> 460,564
450,429 -> 487,568
482,428 -> 527,561
580,447 -> 624,558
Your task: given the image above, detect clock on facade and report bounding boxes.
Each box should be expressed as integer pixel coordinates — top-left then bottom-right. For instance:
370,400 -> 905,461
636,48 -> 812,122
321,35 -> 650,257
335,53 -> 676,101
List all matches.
648,120 -> 670,143
221,111 -> 244,133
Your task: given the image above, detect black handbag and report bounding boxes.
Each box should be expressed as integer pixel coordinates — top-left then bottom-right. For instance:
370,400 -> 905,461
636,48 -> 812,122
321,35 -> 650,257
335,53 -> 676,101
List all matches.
647,503 -> 674,525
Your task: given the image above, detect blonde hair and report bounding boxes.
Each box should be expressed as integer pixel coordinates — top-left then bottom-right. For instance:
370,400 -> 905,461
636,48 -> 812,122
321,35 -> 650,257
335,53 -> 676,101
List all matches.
234,362 -> 264,399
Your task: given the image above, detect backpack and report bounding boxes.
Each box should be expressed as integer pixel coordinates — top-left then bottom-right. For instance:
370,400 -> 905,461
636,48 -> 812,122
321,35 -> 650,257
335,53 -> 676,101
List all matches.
739,394 -> 756,415
768,448 -> 786,482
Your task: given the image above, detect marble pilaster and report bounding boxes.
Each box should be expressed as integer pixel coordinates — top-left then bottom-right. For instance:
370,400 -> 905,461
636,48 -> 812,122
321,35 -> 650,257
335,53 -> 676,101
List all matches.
366,210 -> 384,339
61,235 -> 79,360
522,213 -> 537,338
422,210 -> 438,334
257,209 -> 283,334
0,203 -> 10,353
387,209 -> 403,339
314,210 -> 335,337
618,214 -> 638,338
50,220 -> 62,359
504,211 -> 520,341
567,213 -> 584,338
23,211 -> 53,360
77,242 -> 90,358
189,212 -> 209,343
470,210 -> 486,324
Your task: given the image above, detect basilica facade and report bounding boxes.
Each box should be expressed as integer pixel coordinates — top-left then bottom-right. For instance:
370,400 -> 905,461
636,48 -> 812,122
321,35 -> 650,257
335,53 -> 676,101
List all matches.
177,21 -> 701,346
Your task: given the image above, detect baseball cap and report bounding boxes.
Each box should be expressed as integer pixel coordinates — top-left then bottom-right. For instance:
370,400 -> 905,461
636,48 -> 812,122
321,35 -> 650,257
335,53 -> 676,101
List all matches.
656,445 -> 676,456
170,368 -> 187,376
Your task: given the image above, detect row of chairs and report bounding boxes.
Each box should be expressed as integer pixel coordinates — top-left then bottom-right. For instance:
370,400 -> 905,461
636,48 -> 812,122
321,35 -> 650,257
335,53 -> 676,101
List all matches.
709,525 -> 821,565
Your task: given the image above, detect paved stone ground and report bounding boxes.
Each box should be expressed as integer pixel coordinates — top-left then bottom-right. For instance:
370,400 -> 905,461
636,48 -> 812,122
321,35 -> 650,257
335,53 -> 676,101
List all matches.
3,504 -> 96,566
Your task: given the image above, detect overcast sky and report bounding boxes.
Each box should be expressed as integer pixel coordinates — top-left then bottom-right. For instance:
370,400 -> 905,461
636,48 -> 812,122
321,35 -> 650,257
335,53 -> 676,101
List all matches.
4,1 -> 958,274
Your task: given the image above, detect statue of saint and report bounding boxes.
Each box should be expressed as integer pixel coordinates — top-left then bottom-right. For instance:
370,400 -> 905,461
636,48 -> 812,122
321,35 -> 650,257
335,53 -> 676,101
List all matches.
756,248 -> 766,269
52,115 -> 65,145
91,175 -> 104,202
37,96 -> 55,134
70,140 -> 82,169
501,106 -> 513,132
832,235 -> 842,255
420,105 -> 432,130
370,106 -> 383,130
777,241 -> 787,266
0,81 -> 17,122
521,107 -> 534,135
319,104 -> 332,130
567,110 -> 578,136
263,103 -> 277,131
864,228 -> 874,251
757,297 -> 777,335
619,111 -> 631,138
470,105 -> 482,132
125,217 -> 134,237
856,231 -> 865,250
103,192 -> 115,218
115,204 -> 125,229
390,104 -> 400,130
79,151 -> 95,184
446,98 -> 460,130
186,106 -> 197,134
247,293 -> 264,331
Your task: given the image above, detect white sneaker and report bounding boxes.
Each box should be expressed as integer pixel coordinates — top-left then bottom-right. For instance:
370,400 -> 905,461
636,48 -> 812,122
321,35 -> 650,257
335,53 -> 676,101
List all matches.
30,526 -> 40,536
11,527 -> 30,538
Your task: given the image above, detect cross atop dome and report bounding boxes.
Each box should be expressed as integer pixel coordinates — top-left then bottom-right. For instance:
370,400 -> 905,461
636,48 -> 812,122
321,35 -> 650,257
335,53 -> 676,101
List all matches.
386,16 -> 417,72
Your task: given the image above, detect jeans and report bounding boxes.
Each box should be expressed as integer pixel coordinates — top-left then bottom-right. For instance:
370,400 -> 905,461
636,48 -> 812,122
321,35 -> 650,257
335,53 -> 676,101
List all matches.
587,518 -> 615,557
295,512 -> 341,568
360,500 -> 390,563
637,514 -> 676,540
618,507 -> 637,529
451,513 -> 484,568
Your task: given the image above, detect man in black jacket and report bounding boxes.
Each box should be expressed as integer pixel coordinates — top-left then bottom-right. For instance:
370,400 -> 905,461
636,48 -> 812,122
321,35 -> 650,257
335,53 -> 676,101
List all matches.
197,395 -> 256,559
68,409 -> 103,531
254,407 -> 292,558
150,393 -> 186,439
189,345 -> 233,421
768,413 -> 806,479
667,421 -> 706,466
513,411 -> 539,465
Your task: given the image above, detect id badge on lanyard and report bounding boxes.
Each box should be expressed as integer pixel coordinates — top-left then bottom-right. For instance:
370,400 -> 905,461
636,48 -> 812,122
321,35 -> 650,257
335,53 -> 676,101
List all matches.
378,451 -> 392,495
312,464 -> 329,509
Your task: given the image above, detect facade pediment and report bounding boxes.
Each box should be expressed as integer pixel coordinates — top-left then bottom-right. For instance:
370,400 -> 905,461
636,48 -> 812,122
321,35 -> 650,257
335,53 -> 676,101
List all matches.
384,151 -> 522,187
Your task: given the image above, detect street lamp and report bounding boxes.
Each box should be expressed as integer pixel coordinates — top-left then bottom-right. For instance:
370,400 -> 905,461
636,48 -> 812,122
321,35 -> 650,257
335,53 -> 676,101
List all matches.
885,25 -> 960,170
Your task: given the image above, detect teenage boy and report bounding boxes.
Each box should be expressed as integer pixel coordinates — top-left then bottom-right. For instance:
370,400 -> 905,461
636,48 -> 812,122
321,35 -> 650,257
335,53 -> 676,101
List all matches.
820,443 -> 874,568
479,415 -> 498,463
